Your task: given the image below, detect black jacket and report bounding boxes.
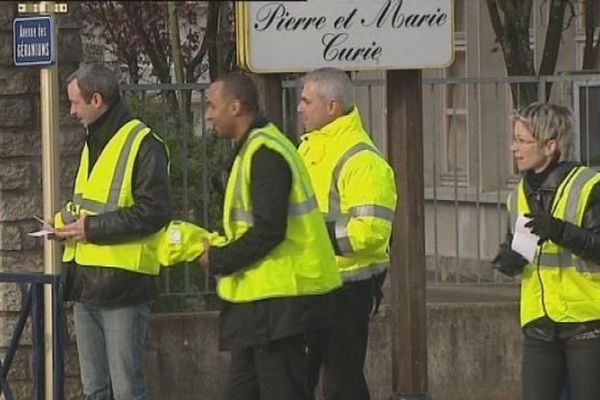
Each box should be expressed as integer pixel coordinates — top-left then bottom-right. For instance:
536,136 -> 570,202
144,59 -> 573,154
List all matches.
210,114 -> 336,350
520,161 -> 600,265
62,98 -> 172,307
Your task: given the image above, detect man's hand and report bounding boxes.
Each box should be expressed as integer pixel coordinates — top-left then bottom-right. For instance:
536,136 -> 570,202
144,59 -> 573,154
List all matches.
36,217 -> 60,241
55,214 -> 87,242
524,212 -> 565,244
197,239 -> 211,267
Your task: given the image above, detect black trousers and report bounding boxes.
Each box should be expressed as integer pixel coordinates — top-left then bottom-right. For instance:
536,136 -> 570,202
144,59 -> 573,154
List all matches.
522,332 -> 600,400
307,280 -> 374,400
222,334 -> 311,400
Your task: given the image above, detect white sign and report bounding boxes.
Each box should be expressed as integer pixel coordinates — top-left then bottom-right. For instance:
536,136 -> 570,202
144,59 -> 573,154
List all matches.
241,0 -> 454,72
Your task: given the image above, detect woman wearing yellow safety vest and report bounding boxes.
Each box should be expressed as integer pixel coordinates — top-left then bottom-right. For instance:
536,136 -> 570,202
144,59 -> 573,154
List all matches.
492,102 -> 600,400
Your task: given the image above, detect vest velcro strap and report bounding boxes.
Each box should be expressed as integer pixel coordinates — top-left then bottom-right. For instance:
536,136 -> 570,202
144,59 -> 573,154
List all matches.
341,262 -> 388,282
350,204 -> 395,221
61,208 -> 77,224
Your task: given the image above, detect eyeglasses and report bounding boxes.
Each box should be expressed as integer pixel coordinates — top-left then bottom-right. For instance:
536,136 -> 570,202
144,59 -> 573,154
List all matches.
512,137 -> 538,146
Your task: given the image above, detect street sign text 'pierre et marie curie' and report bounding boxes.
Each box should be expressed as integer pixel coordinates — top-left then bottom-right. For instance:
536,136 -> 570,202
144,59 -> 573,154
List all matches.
237,0 -> 454,72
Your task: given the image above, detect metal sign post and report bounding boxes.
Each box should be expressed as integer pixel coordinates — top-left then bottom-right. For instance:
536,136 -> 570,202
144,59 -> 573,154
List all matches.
15,2 -> 67,399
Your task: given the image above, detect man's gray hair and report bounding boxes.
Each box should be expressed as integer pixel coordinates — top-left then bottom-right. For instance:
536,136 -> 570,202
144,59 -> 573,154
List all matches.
301,67 -> 355,114
67,63 -> 120,106
511,102 -> 575,162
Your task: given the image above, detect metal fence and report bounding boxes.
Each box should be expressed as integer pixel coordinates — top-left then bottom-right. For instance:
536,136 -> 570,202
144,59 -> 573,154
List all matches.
0,272 -> 64,399
121,74 -> 600,310
121,83 -> 221,311
419,74 -> 600,285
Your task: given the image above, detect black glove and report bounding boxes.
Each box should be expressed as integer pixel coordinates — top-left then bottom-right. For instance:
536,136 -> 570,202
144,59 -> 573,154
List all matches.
492,242 -> 528,277
524,212 -> 566,244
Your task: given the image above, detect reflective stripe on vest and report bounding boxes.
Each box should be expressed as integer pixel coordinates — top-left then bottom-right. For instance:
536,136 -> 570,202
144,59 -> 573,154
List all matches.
535,251 -> 600,272
230,131 -> 319,224
508,166 -> 600,273
74,122 -> 147,213
325,142 -> 394,281
509,166 -> 581,230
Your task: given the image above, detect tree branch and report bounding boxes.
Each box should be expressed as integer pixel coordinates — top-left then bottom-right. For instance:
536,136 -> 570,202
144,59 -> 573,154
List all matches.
486,0 -> 505,44
186,2 -> 219,82
562,0 -> 576,31
539,0 -> 566,103
122,3 -> 171,83
582,0 -> 600,69
97,2 -> 139,80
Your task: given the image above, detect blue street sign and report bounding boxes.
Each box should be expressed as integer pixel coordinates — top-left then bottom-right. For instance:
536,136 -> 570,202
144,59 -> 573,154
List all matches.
13,15 -> 54,67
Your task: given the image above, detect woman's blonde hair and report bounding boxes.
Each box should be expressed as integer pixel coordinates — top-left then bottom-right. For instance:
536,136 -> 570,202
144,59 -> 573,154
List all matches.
511,102 -> 575,162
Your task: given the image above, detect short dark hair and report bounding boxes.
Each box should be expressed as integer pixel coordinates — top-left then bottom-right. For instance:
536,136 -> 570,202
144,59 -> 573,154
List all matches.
67,63 -> 120,106
216,73 -> 259,114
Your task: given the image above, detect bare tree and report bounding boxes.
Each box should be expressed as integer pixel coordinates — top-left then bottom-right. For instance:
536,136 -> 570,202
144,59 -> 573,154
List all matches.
81,2 -> 235,82
486,0 -> 570,107
82,1 -> 235,119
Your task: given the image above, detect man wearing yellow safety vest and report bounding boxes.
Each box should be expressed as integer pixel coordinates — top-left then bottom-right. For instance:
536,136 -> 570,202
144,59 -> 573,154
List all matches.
492,102 -> 600,400
297,67 -> 397,400
52,64 -> 171,400
198,73 -> 342,400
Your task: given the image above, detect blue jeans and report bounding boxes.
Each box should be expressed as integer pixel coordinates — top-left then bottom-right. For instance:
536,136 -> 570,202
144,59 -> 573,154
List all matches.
74,302 -> 150,400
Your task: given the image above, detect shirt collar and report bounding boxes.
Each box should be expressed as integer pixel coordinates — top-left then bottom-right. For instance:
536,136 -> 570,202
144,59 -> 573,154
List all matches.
300,106 -> 363,142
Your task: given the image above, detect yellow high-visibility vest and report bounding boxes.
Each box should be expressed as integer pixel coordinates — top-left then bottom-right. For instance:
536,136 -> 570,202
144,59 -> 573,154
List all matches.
508,166 -> 600,326
299,107 -> 397,282
216,123 -> 342,302
57,119 -> 166,275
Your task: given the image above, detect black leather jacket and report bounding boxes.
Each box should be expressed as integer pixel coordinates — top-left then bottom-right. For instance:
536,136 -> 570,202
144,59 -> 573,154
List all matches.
62,98 -> 172,307
520,161 -> 600,265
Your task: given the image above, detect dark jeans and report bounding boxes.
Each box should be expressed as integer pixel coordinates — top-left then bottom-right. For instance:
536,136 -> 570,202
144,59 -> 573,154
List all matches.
522,332 -> 600,400
222,334 -> 311,400
307,280 -> 374,400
